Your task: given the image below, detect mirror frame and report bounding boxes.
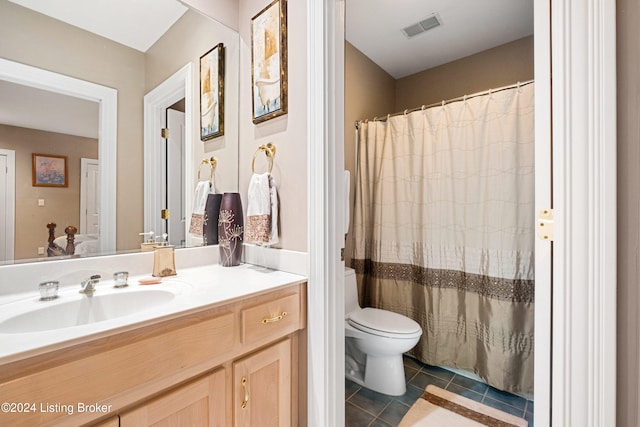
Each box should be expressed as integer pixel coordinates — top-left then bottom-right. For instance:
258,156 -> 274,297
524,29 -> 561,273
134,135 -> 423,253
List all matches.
0,58 -> 117,257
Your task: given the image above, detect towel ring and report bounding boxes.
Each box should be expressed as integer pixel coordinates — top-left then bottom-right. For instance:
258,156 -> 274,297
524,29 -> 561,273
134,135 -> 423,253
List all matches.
197,156 -> 217,182
252,143 -> 276,174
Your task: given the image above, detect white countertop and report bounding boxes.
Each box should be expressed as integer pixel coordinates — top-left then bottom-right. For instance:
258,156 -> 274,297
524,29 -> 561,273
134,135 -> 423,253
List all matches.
0,263 -> 307,363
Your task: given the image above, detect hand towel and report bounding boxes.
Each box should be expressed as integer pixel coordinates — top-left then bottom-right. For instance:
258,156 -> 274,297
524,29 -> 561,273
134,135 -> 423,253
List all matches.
245,172 -> 279,245
189,181 -> 211,236
268,173 -> 278,244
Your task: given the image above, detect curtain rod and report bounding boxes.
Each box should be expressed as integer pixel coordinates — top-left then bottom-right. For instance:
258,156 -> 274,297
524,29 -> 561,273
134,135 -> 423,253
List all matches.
354,80 -> 534,129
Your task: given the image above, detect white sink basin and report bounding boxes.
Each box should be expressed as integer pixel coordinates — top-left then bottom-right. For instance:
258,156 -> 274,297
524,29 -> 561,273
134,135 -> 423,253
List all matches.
0,287 -> 182,334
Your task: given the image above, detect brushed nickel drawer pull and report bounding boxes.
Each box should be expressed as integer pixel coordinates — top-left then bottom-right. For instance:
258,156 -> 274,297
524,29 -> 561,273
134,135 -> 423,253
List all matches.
262,311 -> 287,324
241,376 -> 249,409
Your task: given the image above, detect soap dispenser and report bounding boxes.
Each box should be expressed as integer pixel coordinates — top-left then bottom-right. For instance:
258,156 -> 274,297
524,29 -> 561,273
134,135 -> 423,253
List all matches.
153,244 -> 176,277
153,233 -> 176,277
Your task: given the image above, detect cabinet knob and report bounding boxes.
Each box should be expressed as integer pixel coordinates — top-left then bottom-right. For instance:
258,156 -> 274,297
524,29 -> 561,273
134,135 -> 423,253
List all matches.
241,376 -> 249,409
262,311 -> 287,324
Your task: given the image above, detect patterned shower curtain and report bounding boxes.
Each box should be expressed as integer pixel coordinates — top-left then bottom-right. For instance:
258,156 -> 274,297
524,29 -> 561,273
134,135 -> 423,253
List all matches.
351,83 -> 535,394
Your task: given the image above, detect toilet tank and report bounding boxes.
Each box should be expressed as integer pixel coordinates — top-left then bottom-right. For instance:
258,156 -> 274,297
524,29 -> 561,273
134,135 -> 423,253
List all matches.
345,267 -> 361,317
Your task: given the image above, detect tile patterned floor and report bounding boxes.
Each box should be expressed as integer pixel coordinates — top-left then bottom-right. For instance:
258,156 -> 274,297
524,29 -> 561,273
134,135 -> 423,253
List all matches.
345,356 -> 533,427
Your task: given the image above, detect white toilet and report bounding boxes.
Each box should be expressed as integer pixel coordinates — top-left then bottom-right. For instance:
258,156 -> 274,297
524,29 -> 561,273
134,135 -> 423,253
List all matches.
344,267 -> 422,396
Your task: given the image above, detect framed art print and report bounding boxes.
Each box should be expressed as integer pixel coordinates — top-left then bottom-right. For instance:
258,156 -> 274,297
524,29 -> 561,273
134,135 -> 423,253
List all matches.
200,43 -> 225,140
251,0 -> 287,124
32,153 -> 68,187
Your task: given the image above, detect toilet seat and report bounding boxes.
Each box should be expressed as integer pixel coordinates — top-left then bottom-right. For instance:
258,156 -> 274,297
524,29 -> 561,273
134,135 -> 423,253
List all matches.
347,307 -> 422,339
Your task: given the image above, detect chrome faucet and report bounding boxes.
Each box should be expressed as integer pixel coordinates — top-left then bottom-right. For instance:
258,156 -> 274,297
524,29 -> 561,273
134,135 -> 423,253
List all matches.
80,274 -> 101,296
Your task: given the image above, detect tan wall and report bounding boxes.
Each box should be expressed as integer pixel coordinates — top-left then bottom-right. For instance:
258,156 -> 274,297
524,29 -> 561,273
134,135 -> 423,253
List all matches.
344,42 -> 396,262
395,36 -> 534,111
0,0 -> 146,253
145,9 -> 240,193
617,0 -> 640,425
237,0 -> 308,252
0,125 -> 98,260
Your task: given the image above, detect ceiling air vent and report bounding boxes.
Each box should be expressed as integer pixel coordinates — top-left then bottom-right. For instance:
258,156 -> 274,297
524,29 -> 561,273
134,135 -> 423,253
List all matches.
402,13 -> 442,39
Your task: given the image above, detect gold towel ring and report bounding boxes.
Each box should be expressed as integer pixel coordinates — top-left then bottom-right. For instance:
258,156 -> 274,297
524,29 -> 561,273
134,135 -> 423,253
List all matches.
251,143 -> 276,174
197,156 -> 217,182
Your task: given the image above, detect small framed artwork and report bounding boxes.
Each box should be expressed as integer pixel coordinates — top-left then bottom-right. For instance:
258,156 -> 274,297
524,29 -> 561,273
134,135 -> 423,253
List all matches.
200,43 -> 225,141
251,0 -> 287,124
32,153 -> 68,187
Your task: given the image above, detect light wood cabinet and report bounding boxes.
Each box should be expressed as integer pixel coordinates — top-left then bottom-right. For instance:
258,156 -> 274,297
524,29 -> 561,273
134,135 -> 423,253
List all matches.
91,416 -> 120,427
233,338 -> 291,427
120,369 -> 226,427
0,282 -> 306,427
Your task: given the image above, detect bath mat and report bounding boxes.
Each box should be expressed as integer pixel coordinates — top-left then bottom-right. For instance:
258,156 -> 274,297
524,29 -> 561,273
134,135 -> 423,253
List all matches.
398,385 -> 528,427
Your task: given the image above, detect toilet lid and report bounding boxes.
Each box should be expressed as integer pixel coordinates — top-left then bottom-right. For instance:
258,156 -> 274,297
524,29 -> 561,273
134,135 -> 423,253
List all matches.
348,308 -> 422,336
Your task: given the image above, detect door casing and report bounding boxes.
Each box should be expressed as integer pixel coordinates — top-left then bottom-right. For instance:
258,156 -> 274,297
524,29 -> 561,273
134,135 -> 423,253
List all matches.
307,0 -> 616,426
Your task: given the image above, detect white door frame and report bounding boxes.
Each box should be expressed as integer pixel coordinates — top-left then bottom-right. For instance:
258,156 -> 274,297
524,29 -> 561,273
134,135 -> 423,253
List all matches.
533,0 -> 552,423
549,0 -> 617,426
0,149 -> 15,263
0,58 -> 117,255
307,1 -> 617,427
307,1 -> 346,425
166,109 -> 186,247
80,158 -> 99,235
143,63 -> 193,244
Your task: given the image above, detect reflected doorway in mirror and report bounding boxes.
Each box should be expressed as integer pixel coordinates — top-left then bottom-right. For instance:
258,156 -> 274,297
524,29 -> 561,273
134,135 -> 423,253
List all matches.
0,149 -> 15,263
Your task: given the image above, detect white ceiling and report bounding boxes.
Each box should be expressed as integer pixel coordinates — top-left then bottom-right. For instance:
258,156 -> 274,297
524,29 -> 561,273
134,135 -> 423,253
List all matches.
7,0 -> 188,52
2,0 -> 188,138
0,80 -> 99,139
346,0 -> 534,79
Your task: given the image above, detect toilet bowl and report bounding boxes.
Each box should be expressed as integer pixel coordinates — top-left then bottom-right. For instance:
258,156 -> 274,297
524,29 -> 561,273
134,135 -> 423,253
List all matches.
344,267 -> 422,396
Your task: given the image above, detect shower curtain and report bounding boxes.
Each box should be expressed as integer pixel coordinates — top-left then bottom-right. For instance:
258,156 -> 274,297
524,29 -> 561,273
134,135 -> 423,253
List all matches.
351,83 -> 535,394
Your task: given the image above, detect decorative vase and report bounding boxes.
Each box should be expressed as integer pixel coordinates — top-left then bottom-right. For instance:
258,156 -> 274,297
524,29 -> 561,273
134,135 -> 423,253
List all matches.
203,193 -> 222,245
218,192 -> 244,266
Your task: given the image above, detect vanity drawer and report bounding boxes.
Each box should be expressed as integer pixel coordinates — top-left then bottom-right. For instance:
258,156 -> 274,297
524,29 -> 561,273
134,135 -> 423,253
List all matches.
241,293 -> 301,344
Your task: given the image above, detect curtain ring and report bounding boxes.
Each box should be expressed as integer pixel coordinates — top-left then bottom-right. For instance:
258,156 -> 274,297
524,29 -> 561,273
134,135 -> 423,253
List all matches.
404,109 -> 408,115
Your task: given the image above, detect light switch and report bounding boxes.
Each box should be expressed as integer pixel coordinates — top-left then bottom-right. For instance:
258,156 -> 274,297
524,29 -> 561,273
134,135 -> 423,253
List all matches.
38,199 -> 45,207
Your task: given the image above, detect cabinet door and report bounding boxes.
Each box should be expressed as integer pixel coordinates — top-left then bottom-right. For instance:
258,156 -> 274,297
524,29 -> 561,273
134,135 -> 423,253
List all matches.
120,369 -> 226,427
233,338 -> 291,427
91,416 -> 119,427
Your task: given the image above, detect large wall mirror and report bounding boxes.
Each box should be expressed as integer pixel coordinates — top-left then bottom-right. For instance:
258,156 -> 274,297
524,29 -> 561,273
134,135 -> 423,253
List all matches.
0,0 -> 239,264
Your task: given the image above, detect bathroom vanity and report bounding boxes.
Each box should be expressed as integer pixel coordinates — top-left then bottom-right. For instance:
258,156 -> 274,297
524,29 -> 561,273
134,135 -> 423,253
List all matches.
0,256 -> 307,427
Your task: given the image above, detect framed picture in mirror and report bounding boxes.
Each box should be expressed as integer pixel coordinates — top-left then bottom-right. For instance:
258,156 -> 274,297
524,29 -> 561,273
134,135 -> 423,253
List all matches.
200,43 -> 225,141
251,0 -> 288,124
32,153 -> 68,187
